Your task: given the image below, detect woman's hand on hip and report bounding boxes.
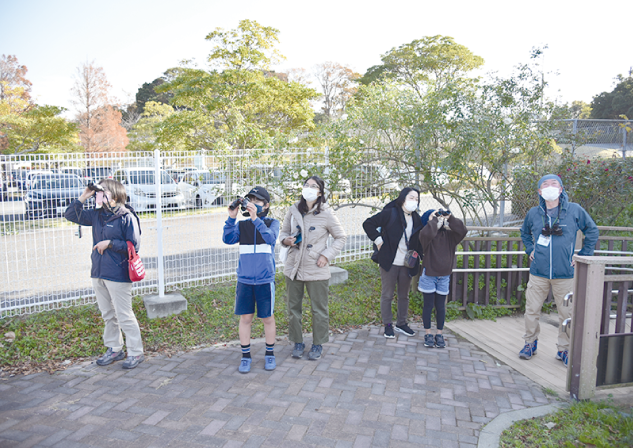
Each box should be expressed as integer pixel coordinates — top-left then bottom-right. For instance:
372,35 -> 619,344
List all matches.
317,255 -> 328,268
93,240 -> 111,255
376,242 -> 383,251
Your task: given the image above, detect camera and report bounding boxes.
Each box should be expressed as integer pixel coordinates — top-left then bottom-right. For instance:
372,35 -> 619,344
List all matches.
228,196 -> 250,211
435,209 -> 451,217
87,181 -> 105,193
542,223 -> 563,236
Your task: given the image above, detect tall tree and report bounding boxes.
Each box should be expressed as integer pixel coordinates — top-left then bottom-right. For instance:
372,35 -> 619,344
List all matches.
590,70 -> 633,119
0,54 -> 33,114
359,35 -> 484,98
314,62 -> 359,119
156,20 -> 319,151
70,61 -> 128,152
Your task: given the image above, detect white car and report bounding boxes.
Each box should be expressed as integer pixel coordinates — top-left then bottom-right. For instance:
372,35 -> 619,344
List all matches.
113,168 -> 186,212
178,170 -> 237,208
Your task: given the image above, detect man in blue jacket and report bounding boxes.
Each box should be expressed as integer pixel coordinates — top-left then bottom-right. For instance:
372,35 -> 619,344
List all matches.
223,187 -> 279,374
519,174 -> 599,366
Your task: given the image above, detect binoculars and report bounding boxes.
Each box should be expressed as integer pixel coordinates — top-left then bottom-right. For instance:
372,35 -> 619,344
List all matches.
435,209 -> 451,217
229,196 -> 250,211
87,182 -> 105,193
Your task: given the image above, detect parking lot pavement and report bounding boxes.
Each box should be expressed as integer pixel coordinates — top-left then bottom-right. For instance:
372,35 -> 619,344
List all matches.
0,324 -> 556,447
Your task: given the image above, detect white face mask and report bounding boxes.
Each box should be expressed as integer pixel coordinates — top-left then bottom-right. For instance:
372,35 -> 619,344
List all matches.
541,186 -> 561,201
302,187 -> 319,202
404,200 -> 418,213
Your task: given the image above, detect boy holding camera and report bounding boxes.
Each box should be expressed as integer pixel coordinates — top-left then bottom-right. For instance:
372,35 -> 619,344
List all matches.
418,209 -> 467,348
223,187 -> 280,373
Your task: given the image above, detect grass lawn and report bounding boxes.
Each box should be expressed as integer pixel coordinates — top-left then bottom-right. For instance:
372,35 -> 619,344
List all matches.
500,399 -> 633,448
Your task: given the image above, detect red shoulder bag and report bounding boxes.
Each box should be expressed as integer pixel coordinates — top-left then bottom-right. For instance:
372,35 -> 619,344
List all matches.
127,241 -> 145,282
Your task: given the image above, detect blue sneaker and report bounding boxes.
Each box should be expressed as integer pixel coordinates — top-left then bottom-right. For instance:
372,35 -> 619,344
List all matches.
556,350 -> 569,367
264,355 -> 276,371
292,342 -> 305,359
238,357 -> 252,374
519,340 -> 537,360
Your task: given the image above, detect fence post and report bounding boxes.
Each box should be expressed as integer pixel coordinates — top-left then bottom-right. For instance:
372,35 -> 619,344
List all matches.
154,149 -> 165,298
623,126 -> 627,159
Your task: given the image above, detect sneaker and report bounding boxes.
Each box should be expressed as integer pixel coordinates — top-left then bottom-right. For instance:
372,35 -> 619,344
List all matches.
292,342 -> 305,359
238,357 -> 252,374
435,334 -> 446,348
519,340 -> 538,360
308,344 -> 323,360
395,323 -> 416,337
556,350 -> 569,367
96,348 -> 126,366
384,324 -> 395,339
424,334 -> 435,347
264,355 -> 276,371
122,354 -> 144,370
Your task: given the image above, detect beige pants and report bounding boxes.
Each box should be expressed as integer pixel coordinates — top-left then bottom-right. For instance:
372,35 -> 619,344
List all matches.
92,278 -> 144,356
523,274 -> 574,351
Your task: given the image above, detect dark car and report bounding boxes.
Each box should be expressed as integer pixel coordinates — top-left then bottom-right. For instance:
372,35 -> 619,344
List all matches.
24,174 -> 86,220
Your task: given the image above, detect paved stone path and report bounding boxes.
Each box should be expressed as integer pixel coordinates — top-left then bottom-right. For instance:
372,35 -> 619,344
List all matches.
0,324 -> 556,447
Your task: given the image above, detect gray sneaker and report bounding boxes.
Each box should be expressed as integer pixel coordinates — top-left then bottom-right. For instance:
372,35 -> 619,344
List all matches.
292,342 -> 305,359
308,344 -> 323,360
96,348 -> 126,366
435,334 -> 446,348
122,354 -> 145,370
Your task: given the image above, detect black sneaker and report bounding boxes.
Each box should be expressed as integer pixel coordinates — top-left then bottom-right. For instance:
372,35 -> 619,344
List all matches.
435,334 -> 446,348
96,348 -> 126,366
384,324 -> 395,339
122,354 -> 144,369
424,334 -> 435,347
395,323 -> 416,337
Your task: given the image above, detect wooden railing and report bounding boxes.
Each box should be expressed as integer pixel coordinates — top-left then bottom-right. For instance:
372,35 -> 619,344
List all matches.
448,226 -> 633,309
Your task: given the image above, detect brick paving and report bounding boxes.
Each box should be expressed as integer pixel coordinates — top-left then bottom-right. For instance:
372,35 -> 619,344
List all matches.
0,324 -> 556,447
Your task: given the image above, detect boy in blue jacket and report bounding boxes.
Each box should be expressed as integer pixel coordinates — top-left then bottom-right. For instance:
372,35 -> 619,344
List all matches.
519,174 -> 599,366
223,187 -> 280,373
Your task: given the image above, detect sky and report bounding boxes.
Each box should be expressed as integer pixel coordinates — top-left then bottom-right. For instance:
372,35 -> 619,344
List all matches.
1,0 -> 630,115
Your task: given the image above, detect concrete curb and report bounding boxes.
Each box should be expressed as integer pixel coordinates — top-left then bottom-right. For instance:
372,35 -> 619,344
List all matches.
477,402 -> 568,448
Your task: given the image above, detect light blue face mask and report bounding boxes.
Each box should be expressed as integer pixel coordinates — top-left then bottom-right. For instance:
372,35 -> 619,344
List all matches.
242,203 -> 266,217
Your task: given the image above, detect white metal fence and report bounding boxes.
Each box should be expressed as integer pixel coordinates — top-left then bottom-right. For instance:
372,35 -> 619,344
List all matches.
1,150 -> 448,318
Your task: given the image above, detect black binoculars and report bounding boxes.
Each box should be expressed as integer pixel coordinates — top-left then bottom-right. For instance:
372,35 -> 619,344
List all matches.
229,196 -> 250,211
87,182 -> 105,193
542,224 -> 563,236
435,209 -> 451,217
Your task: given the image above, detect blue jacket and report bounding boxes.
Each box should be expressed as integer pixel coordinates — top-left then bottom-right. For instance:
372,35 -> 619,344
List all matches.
520,191 -> 599,279
65,200 -> 141,283
223,216 -> 279,285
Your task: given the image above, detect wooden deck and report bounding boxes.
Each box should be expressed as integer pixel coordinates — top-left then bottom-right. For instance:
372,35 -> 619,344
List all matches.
446,313 -> 633,403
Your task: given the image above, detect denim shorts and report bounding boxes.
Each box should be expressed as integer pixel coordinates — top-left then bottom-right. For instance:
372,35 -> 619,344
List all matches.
234,282 -> 275,318
418,269 -> 450,295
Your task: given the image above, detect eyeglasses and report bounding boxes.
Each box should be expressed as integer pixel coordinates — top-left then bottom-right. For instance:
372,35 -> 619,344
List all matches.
542,224 -> 563,236
304,184 -> 320,190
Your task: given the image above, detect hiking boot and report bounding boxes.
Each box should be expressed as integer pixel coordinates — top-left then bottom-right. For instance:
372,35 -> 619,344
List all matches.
96,348 -> 125,366
556,350 -> 569,367
519,340 -> 538,360
292,342 -> 305,359
122,354 -> 144,369
308,344 -> 323,360
395,323 -> 416,337
435,334 -> 446,348
424,334 -> 435,347
264,355 -> 276,371
238,357 -> 252,374
384,323 -> 395,339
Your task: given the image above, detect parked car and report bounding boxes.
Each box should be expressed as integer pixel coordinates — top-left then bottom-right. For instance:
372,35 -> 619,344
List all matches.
13,169 -> 54,191
23,174 -> 85,220
178,170 -> 237,208
82,167 -> 113,184
113,168 -> 186,212
166,167 -> 197,183
59,167 -> 84,180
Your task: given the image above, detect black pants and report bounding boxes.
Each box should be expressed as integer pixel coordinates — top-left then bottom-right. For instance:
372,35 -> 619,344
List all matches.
422,292 -> 447,330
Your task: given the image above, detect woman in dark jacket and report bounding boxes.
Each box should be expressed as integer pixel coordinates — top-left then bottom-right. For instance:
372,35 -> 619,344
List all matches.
363,187 -> 423,339
65,179 -> 144,369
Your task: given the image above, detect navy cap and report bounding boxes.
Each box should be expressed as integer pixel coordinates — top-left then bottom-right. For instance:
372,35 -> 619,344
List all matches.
246,186 -> 271,203
537,174 -> 563,189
